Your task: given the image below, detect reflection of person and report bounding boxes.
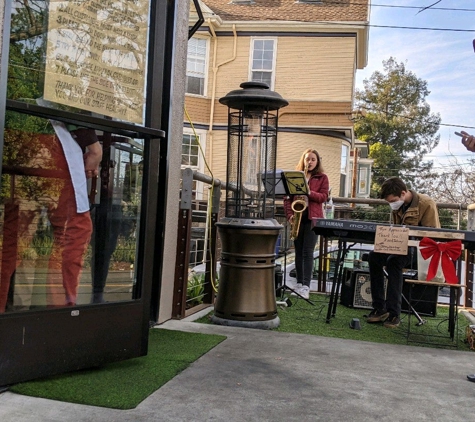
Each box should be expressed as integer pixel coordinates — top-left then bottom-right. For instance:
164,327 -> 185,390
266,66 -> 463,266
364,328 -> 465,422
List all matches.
46,125 -> 102,307
0,124 -> 102,311
367,177 -> 440,328
283,149 -> 329,299
90,155 -> 142,303
460,132 -> 475,383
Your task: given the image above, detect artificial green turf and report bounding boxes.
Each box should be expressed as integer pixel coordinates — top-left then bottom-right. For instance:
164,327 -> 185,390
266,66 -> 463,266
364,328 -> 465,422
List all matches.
197,294 -> 473,351
9,329 -> 226,409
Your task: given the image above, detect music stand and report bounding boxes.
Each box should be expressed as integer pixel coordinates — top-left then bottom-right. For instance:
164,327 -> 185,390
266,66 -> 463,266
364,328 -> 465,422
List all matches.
260,170 -> 309,196
260,170 -> 288,196
281,171 -> 309,195
271,170 -> 314,305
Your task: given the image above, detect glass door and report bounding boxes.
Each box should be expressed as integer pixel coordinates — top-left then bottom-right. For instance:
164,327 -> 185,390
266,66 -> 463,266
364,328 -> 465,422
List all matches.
0,0 -> 167,387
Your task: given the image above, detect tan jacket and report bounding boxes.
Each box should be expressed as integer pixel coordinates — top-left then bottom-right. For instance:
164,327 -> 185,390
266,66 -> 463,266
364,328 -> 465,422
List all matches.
391,190 -> 440,228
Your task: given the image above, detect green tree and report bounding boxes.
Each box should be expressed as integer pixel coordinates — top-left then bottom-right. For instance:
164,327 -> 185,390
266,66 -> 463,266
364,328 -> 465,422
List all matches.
351,204 -> 391,224
2,1 -> 54,203
354,58 -> 441,193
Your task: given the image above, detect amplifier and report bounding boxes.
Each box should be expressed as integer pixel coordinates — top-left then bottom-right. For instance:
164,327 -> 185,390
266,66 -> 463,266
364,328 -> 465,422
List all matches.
340,269 -> 438,316
340,269 -> 371,308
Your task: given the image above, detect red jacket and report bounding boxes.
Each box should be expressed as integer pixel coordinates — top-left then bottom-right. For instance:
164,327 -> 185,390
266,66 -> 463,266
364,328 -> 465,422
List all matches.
284,173 -> 329,221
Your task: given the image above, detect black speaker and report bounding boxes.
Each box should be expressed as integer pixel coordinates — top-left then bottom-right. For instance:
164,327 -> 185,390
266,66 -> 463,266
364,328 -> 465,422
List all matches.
340,269 -> 438,316
340,269 -> 377,309
402,282 -> 438,317
339,268 -> 358,308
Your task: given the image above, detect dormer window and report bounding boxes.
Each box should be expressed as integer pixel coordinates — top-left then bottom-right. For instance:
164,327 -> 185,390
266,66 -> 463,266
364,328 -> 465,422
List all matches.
231,0 -> 254,4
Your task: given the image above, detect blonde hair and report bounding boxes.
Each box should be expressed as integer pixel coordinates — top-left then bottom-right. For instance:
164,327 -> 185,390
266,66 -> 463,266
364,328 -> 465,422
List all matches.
295,148 -> 324,175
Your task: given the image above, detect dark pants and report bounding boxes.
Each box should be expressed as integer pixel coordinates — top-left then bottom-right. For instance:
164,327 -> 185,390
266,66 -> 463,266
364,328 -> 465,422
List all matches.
368,250 -> 413,317
293,216 -> 318,288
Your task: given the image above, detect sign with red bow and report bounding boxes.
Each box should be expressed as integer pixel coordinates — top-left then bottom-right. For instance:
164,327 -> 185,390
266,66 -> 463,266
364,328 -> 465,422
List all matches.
419,237 -> 462,284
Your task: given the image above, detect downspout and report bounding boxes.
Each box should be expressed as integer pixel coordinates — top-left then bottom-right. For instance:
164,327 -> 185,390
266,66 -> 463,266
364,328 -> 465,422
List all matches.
208,20 -> 237,171
203,21 -> 237,262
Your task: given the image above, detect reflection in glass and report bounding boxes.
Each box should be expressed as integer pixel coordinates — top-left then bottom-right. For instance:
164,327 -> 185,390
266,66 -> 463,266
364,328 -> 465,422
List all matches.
8,0 -> 150,124
90,137 -> 144,304
0,113 -> 144,312
1,2 -> 149,313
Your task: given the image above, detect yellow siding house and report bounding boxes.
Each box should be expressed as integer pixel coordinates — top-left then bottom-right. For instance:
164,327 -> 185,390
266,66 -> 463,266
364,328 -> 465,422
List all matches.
184,0 -> 370,197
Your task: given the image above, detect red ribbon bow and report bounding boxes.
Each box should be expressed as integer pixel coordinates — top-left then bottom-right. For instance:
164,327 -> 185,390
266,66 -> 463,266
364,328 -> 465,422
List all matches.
419,237 -> 462,284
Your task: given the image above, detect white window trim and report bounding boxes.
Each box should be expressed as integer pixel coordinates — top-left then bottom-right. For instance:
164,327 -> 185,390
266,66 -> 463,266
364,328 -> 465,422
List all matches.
341,144 -> 349,175
358,167 -> 368,195
248,37 -> 278,90
341,143 -> 350,197
182,128 -> 207,171
182,128 -> 207,199
186,36 -> 209,97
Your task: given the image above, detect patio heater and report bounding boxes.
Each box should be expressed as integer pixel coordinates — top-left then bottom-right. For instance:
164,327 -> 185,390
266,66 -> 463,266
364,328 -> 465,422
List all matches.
211,82 -> 288,329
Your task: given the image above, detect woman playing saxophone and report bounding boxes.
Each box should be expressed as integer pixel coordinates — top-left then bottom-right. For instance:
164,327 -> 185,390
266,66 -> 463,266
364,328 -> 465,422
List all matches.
283,149 -> 329,299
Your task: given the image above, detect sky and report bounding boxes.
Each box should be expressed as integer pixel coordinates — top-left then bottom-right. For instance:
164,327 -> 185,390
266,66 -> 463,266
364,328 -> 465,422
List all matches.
355,0 -> 475,171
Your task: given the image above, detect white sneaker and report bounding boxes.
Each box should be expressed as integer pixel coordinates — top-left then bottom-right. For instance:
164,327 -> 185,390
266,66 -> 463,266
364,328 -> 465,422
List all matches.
290,283 -> 303,296
300,286 -> 310,299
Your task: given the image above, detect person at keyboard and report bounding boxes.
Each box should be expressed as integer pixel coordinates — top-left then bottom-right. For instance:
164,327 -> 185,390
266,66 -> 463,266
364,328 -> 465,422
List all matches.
366,177 -> 440,328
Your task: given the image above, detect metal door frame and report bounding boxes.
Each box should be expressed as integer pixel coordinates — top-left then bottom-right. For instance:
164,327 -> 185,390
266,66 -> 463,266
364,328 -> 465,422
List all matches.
0,0 -> 172,387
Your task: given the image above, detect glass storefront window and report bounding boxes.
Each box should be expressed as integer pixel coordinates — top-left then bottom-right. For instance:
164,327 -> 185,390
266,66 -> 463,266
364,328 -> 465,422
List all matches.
0,112 -> 144,312
7,0 -> 150,125
0,1 -> 152,313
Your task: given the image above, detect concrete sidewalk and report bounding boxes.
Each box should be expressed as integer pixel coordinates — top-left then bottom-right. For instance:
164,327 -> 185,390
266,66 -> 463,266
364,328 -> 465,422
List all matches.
1,309 -> 475,422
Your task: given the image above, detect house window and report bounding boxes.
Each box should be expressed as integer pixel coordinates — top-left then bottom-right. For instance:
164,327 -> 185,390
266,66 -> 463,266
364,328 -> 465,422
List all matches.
182,133 -> 200,168
358,167 -> 368,194
340,144 -> 349,197
186,37 -> 207,96
182,131 -> 206,199
250,39 -> 276,89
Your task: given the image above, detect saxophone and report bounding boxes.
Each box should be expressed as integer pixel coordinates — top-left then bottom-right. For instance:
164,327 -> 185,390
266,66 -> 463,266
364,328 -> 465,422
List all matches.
289,163 -> 309,240
290,198 -> 307,240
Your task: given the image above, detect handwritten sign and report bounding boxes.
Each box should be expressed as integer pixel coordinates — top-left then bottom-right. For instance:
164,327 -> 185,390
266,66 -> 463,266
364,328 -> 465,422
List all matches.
374,225 -> 409,255
44,0 -> 149,124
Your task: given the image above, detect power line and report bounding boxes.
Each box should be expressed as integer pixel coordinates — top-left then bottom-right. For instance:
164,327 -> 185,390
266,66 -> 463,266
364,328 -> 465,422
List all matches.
416,0 -> 442,15
357,106 -> 475,131
371,2 -> 475,12
323,1 -> 475,13
369,24 -> 475,33
313,20 -> 475,33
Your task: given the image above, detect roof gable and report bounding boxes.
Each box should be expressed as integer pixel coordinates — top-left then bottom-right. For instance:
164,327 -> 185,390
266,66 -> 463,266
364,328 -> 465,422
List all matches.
201,0 -> 369,23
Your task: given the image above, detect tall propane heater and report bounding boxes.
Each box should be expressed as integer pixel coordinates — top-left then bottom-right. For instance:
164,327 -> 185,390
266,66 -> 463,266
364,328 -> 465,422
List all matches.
212,82 -> 288,329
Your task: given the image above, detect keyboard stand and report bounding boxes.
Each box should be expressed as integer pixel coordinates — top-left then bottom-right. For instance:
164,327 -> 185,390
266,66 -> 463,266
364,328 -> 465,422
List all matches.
326,239 -> 355,323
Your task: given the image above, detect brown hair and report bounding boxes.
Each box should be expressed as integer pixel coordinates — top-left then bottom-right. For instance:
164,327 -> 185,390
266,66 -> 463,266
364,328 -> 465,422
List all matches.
295,148 -> 324,175
380,177 -> 407,199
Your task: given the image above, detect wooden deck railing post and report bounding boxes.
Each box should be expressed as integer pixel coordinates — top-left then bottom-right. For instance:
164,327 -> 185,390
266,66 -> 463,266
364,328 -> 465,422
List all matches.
203,184 -> 221,305
172,168 -> 193,319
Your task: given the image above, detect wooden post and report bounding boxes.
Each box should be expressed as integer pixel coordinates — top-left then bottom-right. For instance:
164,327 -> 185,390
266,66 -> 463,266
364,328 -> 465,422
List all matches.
351,147 -> 358,207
